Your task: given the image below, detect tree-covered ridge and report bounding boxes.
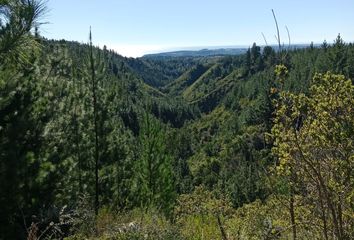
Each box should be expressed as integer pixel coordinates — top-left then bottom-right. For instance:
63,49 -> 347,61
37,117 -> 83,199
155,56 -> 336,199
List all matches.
1,1 -> 354,239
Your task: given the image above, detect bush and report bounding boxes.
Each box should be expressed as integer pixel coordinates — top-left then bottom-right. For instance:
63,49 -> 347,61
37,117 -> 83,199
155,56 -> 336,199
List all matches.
66,208 -> 182,240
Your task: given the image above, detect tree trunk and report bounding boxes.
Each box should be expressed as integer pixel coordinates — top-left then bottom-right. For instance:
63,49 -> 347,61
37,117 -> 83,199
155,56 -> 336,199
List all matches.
318,186 -> 328,240
89,28 -> 99,216
217,214 -> 228,240
289,167 -> 297,240
289,193 -> 297,240
337,199 -> 344,239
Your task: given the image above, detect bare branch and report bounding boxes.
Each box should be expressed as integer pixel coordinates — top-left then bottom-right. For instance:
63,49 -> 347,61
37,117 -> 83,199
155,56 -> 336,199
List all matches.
261,32 -> 268,46
286,26 -> 291,50
272,9 -> 281,51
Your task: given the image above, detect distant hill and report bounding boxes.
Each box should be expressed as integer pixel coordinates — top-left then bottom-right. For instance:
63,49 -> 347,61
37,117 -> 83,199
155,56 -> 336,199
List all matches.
143,44 -> 320,59
143,48 -> 248,58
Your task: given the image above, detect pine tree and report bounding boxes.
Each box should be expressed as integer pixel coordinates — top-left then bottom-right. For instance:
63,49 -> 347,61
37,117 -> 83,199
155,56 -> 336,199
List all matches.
134,111 -> 175,214
0,0 -> 46,238
88,28 -> 100,215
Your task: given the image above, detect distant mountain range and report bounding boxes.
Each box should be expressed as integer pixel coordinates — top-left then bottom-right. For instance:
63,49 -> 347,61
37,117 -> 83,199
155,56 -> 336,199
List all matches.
143,44 -> 320,58
143,48 -> 248,58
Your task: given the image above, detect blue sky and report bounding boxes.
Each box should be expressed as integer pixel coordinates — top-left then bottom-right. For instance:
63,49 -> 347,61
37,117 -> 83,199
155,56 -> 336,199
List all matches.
43,0 -> 354,57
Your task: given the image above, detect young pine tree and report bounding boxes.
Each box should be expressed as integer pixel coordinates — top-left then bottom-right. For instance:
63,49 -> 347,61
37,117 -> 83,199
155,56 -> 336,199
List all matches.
133,112 -> 175,214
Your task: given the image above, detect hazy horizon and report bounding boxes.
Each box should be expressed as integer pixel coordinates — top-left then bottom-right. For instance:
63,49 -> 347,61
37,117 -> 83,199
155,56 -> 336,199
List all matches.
43,0 -> 354,57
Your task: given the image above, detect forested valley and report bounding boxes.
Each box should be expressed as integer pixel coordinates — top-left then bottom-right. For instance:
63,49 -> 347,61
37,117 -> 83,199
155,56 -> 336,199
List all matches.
0,1 -> 353,239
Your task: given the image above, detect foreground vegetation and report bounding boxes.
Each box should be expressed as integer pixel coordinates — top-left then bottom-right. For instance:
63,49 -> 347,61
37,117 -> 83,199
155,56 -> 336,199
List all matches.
1,1 -> 353,239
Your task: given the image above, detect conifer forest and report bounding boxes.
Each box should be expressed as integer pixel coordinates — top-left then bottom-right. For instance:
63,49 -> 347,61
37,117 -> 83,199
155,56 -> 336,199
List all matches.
0,1 -> 353,239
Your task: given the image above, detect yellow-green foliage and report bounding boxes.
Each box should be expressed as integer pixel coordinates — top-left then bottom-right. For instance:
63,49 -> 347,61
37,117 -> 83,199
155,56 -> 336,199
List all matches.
66,195 -> 327,240
187,106 -> 231,167
274,64 -> 289,86
141,82 -> 166,98
176,215 -> 221,240
182,64 -> 237,102
183,64 -> 219,101
66,208 -> 182,240
271,71 -> 354,239
174,186 -> 233,240
189,106 -> 231,133
226,195 -> 323,240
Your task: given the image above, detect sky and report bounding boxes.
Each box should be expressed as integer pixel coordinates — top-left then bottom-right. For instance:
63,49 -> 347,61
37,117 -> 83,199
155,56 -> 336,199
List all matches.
42,0 -> 354,57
